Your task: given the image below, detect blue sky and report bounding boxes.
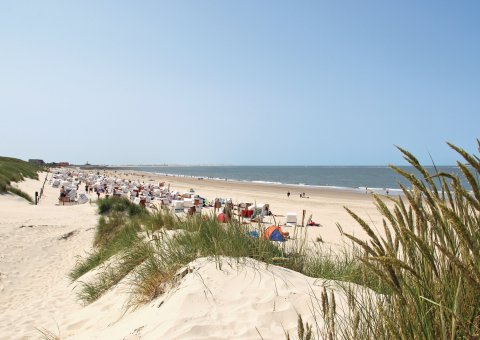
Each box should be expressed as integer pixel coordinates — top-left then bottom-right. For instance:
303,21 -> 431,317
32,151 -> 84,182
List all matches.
0,1 -> 478,165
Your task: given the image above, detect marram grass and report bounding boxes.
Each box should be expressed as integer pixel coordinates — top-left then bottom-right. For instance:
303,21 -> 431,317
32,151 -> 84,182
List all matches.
325,141 -> 480,339
72,206 -> 374,307
0,156 -> 40,202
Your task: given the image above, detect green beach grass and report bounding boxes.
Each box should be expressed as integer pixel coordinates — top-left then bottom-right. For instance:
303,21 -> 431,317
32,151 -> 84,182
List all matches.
0,156 -> 41,202
71,197 -> 378,306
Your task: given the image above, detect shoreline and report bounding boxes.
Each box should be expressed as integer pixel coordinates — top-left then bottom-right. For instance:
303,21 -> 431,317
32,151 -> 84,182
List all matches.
111,168 -> 402,196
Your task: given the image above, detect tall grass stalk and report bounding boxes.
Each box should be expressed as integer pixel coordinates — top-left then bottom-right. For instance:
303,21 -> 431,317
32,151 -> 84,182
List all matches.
333,141 -> 480,339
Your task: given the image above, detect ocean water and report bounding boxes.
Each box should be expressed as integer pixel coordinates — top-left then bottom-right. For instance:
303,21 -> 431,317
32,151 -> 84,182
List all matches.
123,165 -> 470,193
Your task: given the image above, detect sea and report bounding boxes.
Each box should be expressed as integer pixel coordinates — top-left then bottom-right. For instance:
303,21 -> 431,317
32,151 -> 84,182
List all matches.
120,165 -> 471,195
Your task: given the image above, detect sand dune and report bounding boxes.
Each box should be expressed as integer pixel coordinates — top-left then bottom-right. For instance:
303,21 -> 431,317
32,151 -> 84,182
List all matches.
0,172 -> 384,339
62,257 -> 360,340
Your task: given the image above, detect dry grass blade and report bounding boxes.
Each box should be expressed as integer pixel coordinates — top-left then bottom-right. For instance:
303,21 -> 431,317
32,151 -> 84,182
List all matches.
368,256 -> 420,280
434,242 -> 480,290
395,145 -> 440,194
344,207 -> 385,255
437,202 -> 475,254
457,162 -> 480,205
447,142 -> 480,173
335,141 -> 480,339
342,233 -> 377,257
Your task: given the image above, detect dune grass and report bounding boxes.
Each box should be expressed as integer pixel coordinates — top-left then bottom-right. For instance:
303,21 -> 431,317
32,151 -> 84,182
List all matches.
312,141 -> 480,339
0,156 -> 40,202
74,212 -> 288,304
6,186 -> 34,202
97,196 -> 144,217
70,219 -> 142,281
69,198 -> 145,281
73,202 -> 379,307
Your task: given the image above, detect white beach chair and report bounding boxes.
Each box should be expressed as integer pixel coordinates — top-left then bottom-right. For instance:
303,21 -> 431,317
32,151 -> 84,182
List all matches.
183,198 -> 193,208
77,193 -> 89,204
67,189 -> 77,200
286,213 -> 297,226
172,200 -> 184,212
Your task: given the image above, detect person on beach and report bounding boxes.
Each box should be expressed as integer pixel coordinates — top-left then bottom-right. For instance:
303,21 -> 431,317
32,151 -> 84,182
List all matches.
287,191 -> 290,198
60,186 -> 66,199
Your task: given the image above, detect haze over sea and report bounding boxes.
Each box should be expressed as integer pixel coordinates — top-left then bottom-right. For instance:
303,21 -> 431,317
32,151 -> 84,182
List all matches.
123,165 -> 468,192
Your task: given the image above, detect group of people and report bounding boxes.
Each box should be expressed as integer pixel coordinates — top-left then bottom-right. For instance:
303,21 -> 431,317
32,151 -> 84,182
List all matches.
286,191 -> 307,198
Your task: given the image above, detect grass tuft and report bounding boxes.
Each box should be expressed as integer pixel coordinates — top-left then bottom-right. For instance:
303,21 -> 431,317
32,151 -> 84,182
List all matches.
326,141 -> 480,339
97,196 -> 144,216
0,156 -> 40,201
6,185 -> 34,202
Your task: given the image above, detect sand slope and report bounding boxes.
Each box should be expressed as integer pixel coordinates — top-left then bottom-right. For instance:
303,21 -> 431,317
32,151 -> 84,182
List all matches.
0,172 -> 381,339
62,257 -> 355,340
0,174 -> 98,339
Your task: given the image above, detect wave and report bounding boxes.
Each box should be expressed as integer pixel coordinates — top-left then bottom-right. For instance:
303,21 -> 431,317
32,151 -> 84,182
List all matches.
148,171 -> 405,195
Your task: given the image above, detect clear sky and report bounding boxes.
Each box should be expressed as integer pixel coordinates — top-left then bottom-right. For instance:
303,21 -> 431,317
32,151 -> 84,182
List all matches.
0,1 -> 478,165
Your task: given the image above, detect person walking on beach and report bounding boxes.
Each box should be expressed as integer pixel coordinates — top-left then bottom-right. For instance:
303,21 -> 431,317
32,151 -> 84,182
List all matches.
287,191 -> 290,198
60,186 -> 66,199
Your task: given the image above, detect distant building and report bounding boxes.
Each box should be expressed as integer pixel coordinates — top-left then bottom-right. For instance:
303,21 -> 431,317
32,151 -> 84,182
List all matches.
28,159 -> 45,165
57,162 -> 70,167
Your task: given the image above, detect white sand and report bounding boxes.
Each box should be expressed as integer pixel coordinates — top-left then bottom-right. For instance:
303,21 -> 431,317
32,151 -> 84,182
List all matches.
62,257 -> 359,339
0,173 -> 98,339
0,171 -> 385,339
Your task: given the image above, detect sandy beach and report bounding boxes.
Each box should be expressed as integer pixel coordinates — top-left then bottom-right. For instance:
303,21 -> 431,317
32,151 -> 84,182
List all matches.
0,173 -> 98,339
110,170 -> 390,246
0,170 -> 388,339
2,1 -> 477,337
